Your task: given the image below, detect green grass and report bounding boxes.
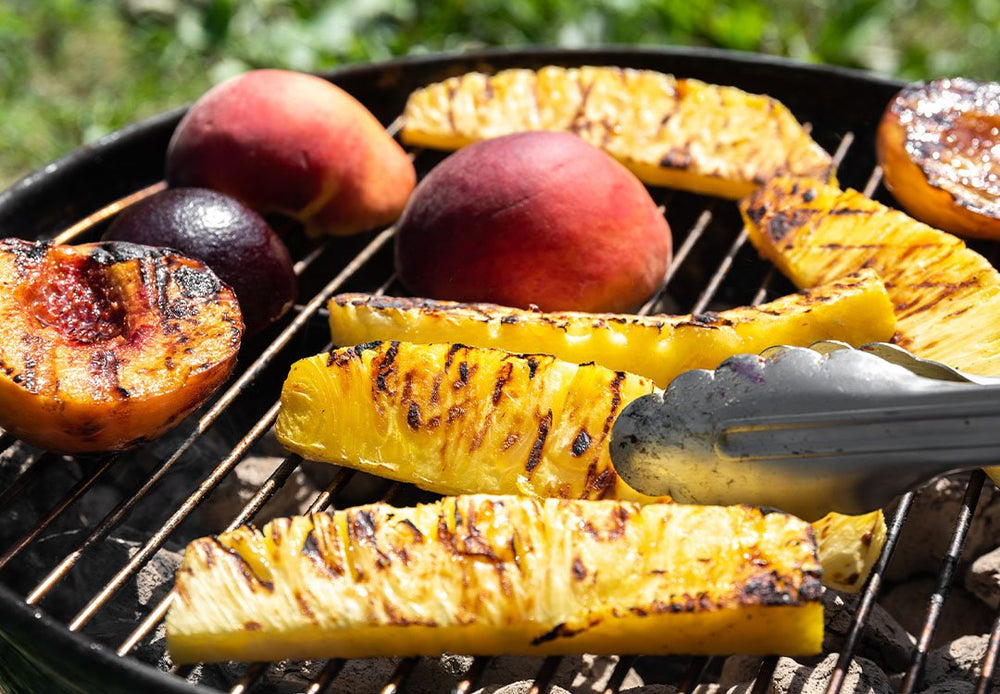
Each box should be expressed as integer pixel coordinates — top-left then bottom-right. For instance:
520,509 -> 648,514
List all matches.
2,0 -> 998,189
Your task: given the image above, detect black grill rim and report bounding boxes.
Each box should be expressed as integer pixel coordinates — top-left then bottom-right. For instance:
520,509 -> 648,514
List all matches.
0,45 -> 909,694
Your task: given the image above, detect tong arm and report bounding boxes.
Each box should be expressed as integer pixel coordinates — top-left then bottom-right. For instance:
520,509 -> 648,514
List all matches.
610,344 -> 1000,521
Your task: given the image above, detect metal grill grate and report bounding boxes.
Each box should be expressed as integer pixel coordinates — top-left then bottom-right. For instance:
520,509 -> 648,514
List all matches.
0,48 -> 998,694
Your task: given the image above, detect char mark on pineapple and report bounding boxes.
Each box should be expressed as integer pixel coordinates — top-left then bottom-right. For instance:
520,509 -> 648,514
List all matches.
373,341 -> 400,393
766,208 -> 819,242
302,528 -> 345,579
492,361 -> 515,405
600,372 -> 627,437
207,537 -> 274,593
571,428 -> 592,457
524,409 -> 553,474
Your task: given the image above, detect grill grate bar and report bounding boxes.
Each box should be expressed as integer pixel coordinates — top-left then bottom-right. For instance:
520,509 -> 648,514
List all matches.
118,592 -> 174,657
606,656 -> 639,693
824,491 -> 915,694
0,453 -> 119,572
691,227 -> 749,315
751,267 -> 777,306
863,167 -> 884,198
901,470 -> 987,694
453,656 -> 490,694
305,466 -> 357,515
751,656 -> 779,694
527,656 -> 562,694
225,453 -> 303,530
830,131 -> 855,171
676,656 -> 711,693
52,181 -> 167,245
229,662 -> 270,694
305,659 -> 347,694
382,657 -> 419,694
0,431 -> 18,457
640,203 -> 715,314
0,449 -> 55,511
977,612 -> 1000,693
293,238 -> 333,275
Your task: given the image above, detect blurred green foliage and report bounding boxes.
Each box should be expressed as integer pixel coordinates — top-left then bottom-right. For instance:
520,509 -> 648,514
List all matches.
2,0 -> 998,188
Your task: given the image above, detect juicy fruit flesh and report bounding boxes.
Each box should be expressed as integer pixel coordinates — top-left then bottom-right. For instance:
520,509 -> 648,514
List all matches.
276,341 -> 662,503
327,269 -> 896,389
895,78 -> 1000,214
21,257 -> 125,344
401,65 -> 835,199
0,239 -> 243,452
167,495 -> 824,663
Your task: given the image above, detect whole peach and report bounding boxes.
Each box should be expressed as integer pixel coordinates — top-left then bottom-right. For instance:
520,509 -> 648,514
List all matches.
166,69 -> 416,236
394,131 -> 672,313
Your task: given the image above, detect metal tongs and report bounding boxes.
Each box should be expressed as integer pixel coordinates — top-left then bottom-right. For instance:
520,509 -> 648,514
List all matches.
609,341 -> 1000,521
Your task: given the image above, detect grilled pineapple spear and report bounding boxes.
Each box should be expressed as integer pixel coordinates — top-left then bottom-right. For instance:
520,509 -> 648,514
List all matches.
328,270 -> 895,389
167,494 -> 824,663
276,340 -> 886,592
743,176 -> 1000,375
401,65 -> 835,199
742,176 -> 1000,486
277,340 -> 661,503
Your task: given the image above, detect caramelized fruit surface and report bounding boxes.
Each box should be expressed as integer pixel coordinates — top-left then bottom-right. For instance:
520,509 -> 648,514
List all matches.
878,77 -> 1000,239
0,239 -> 243,452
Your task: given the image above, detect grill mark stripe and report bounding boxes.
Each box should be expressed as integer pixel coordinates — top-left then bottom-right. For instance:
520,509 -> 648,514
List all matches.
525,410 -> 553,474
374,341 -> 400,392
492,361 -> 514,405
601,372 -> 627,437
207,537 -> 274,593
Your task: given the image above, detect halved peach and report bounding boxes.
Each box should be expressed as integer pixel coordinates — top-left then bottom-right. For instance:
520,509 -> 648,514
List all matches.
877,77 -> 1000,240
0,239 -> 243,453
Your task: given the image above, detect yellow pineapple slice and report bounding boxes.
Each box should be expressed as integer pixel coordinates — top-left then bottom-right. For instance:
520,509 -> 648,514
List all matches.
327,270 -> 895,389
741,177 -> 1000,377
276,340 -> 884,592
811,509 -> 886,591
401,65 -> 835,199
276,340 -> 660,503
167,494 -> 824,663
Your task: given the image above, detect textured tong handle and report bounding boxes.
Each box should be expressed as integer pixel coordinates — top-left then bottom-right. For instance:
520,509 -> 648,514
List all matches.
610,342 -> 1000,521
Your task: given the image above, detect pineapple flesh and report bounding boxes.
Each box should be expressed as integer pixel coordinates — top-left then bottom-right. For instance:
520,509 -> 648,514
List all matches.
742,176 -> 1000,484
167,495 -> 824,663
276,340 -> 885,593
401,65 -> 835,199
276,340 -> 661,503
328,270 -> 896,389
743,177 -> 1000,381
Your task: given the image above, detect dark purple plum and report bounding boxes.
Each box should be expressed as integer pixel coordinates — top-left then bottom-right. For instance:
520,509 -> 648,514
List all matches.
103,187 -> 296,334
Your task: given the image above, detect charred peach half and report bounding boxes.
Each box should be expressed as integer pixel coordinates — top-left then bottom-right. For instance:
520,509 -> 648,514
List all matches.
877,77 -> 1000,240
0,239 -> 243,453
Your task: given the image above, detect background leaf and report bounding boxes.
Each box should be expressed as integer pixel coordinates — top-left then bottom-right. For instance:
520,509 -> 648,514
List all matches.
2,0 -> 998,187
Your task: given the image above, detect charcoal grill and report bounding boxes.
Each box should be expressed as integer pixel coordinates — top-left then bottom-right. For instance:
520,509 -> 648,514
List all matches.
0,46 -> 997,694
